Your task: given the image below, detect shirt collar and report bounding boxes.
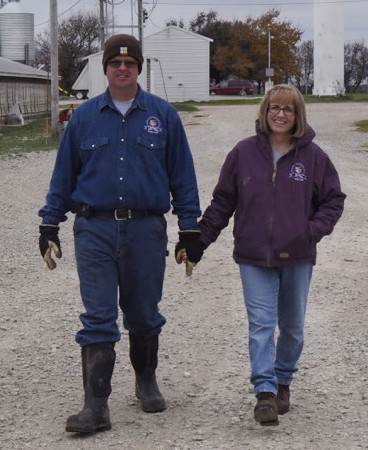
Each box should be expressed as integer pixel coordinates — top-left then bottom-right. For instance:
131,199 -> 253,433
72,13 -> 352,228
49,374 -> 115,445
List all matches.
99,84 -> 148,112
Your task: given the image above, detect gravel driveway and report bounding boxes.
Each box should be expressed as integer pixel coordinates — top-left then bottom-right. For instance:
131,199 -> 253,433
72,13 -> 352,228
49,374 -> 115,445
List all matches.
0,102 -> 367,450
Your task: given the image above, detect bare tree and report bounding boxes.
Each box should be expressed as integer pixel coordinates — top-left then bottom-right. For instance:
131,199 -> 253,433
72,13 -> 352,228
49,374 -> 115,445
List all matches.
35,10 -> 100,93
344,41 -> 368,93
295,40 -> 314,94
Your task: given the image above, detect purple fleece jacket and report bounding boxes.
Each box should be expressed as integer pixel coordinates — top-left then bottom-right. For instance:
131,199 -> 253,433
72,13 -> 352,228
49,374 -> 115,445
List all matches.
199,122 -> 346,267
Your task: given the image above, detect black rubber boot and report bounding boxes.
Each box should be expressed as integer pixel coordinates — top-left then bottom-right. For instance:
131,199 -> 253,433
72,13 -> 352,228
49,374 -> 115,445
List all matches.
129,333 -> 166,413
65,343 -> 116,433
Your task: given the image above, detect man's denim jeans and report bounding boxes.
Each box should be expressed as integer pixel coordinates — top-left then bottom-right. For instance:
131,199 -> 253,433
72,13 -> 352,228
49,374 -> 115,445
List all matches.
73,215 -> 167,347
239,263 -> 313,395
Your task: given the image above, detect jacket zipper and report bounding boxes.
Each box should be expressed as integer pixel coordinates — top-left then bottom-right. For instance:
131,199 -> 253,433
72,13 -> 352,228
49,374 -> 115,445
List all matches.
266,161 -> 278,266
272,162 -> 277,185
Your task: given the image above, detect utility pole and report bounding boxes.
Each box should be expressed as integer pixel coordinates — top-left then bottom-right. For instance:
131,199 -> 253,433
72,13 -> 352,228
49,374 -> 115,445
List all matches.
99,0 -> 105,49
50,0 -> 59,137
265,30 -> 274,93
103,0 -> 143,45
137,0 -> 143,45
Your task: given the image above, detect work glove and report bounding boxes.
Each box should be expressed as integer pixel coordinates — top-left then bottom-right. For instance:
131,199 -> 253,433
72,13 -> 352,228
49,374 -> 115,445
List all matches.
175,231 -> 204,276
39,225 -> 62,270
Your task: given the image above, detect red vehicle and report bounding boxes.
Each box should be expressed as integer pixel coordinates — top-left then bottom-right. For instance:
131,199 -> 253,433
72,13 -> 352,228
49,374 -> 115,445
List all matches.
58,104 -> 75,131
210,79 -> 254,96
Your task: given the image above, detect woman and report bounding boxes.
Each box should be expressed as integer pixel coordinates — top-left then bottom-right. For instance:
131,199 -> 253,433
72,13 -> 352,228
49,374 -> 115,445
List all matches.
198,84 -> 346,426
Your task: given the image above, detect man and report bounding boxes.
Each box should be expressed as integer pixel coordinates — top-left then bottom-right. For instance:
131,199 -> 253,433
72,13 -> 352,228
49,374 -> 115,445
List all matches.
38,34 -> 204,433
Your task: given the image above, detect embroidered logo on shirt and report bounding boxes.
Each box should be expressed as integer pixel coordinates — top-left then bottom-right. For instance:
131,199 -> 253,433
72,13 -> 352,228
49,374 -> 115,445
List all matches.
144,116 -> 162,134
289,163 -> 307,182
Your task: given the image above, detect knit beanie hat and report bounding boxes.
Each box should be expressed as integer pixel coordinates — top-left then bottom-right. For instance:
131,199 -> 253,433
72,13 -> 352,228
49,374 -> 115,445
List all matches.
102,34 -> 144,74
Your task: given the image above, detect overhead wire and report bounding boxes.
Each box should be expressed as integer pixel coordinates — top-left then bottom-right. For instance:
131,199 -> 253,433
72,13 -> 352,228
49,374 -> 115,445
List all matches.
33,0 -> 368,29
35,0 -> 83,27
157,0 -> 368,5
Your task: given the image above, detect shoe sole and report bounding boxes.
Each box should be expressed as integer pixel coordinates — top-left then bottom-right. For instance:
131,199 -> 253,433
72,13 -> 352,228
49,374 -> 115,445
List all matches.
65,423 -> 111,433
260,419 -> 279,426
141,401 -> 167,413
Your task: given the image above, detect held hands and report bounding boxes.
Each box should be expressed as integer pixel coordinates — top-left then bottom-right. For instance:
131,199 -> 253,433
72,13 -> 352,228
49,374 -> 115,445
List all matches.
39,225 -> 62,270
175,231 -> 204,276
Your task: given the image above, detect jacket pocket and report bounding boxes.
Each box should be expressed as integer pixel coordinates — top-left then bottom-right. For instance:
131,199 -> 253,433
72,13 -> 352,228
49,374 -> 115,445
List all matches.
274,227 -> 313,262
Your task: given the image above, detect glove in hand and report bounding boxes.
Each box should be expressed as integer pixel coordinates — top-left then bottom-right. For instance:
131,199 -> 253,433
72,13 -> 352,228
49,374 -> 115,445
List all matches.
175,231 -> 204,276
39,225 -> 62,270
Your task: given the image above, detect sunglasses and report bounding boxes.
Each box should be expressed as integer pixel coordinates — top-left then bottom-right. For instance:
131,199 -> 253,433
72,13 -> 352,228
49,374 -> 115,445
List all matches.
107,59 -> 138,69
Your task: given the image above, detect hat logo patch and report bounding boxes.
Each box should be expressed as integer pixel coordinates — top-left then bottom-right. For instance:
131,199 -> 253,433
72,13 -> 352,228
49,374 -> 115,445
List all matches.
119,46 -> 129,55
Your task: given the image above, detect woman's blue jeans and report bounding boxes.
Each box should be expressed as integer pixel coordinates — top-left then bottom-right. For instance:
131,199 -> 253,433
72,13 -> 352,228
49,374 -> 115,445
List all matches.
239,263 -> 313,395
73,215 -> 168,347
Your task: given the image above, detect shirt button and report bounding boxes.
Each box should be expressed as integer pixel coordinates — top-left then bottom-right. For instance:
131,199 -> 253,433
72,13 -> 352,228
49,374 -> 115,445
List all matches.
121,138 -> 124,142
119,177 -> 123,181
120,157 -> 123,161
119,197 -> 123,201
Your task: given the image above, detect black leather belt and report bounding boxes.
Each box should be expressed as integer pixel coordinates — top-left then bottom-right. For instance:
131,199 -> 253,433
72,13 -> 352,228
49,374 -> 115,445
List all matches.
74,204 -> 152,220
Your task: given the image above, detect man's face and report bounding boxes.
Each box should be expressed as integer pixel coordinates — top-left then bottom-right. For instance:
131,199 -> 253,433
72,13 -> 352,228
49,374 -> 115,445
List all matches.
105,56 -> 139,98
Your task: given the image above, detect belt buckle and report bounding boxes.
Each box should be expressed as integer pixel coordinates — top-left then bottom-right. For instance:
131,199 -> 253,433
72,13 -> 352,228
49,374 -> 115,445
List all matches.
114,209 -> 132,220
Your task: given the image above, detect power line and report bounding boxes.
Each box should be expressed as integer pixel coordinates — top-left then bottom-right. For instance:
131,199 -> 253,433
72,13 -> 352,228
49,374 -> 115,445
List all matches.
157,0 -> 368,4
33,0 -> 368,29
35,0 -> 83,27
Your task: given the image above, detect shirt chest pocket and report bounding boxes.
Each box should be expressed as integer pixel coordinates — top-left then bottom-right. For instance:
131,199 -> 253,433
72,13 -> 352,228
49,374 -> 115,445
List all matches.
79,137 -> 109,163
80,137 -> 109,152
136,135 -> 166,152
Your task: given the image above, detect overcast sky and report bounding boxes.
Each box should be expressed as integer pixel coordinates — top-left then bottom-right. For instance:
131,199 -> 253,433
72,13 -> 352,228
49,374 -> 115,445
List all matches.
21,0 -> 367,43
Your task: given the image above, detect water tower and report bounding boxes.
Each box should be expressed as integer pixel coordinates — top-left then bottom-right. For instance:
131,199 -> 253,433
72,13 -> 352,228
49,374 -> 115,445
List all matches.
0,0 -> 35,65
313,0 -> 344,95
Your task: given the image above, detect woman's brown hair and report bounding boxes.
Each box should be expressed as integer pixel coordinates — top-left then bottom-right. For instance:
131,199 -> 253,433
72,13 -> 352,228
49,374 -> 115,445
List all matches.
258,84 -> 307,138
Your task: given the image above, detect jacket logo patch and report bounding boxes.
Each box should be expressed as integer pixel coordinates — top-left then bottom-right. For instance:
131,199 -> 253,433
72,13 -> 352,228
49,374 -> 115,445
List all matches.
144,116 -> 162,134
289,163 -> 307,182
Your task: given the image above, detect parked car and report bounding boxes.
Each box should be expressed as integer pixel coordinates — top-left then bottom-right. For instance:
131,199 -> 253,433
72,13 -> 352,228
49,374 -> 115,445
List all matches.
210,79 -> 254,96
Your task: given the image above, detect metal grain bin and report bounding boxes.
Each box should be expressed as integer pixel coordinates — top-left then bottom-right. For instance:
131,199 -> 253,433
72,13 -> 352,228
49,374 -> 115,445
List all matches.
0,0 -> 35,64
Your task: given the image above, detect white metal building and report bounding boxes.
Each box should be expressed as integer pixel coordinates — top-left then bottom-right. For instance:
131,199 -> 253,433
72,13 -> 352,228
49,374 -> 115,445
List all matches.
144,26 -> 213,102
72,26 -> 213,102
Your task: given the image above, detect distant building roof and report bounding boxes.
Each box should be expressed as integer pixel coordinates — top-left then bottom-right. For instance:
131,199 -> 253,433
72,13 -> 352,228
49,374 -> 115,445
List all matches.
147,25 -> 213,43
0,56 -> 49,80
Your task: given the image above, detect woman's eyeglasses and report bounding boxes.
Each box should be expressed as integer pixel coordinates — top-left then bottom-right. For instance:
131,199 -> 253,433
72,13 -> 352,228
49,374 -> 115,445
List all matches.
268,105 -> 295,116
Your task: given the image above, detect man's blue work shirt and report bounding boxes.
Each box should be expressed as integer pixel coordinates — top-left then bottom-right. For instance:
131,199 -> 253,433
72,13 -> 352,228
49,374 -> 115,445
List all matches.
39,87 -> 201,230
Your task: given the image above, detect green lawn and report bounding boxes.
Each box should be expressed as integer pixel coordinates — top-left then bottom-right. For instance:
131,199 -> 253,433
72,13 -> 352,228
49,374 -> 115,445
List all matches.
0,118 -> 60,157
353,119 -> 368,132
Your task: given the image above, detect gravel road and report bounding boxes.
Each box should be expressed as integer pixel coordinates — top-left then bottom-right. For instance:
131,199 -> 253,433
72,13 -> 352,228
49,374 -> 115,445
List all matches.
0,102 -> 367,450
